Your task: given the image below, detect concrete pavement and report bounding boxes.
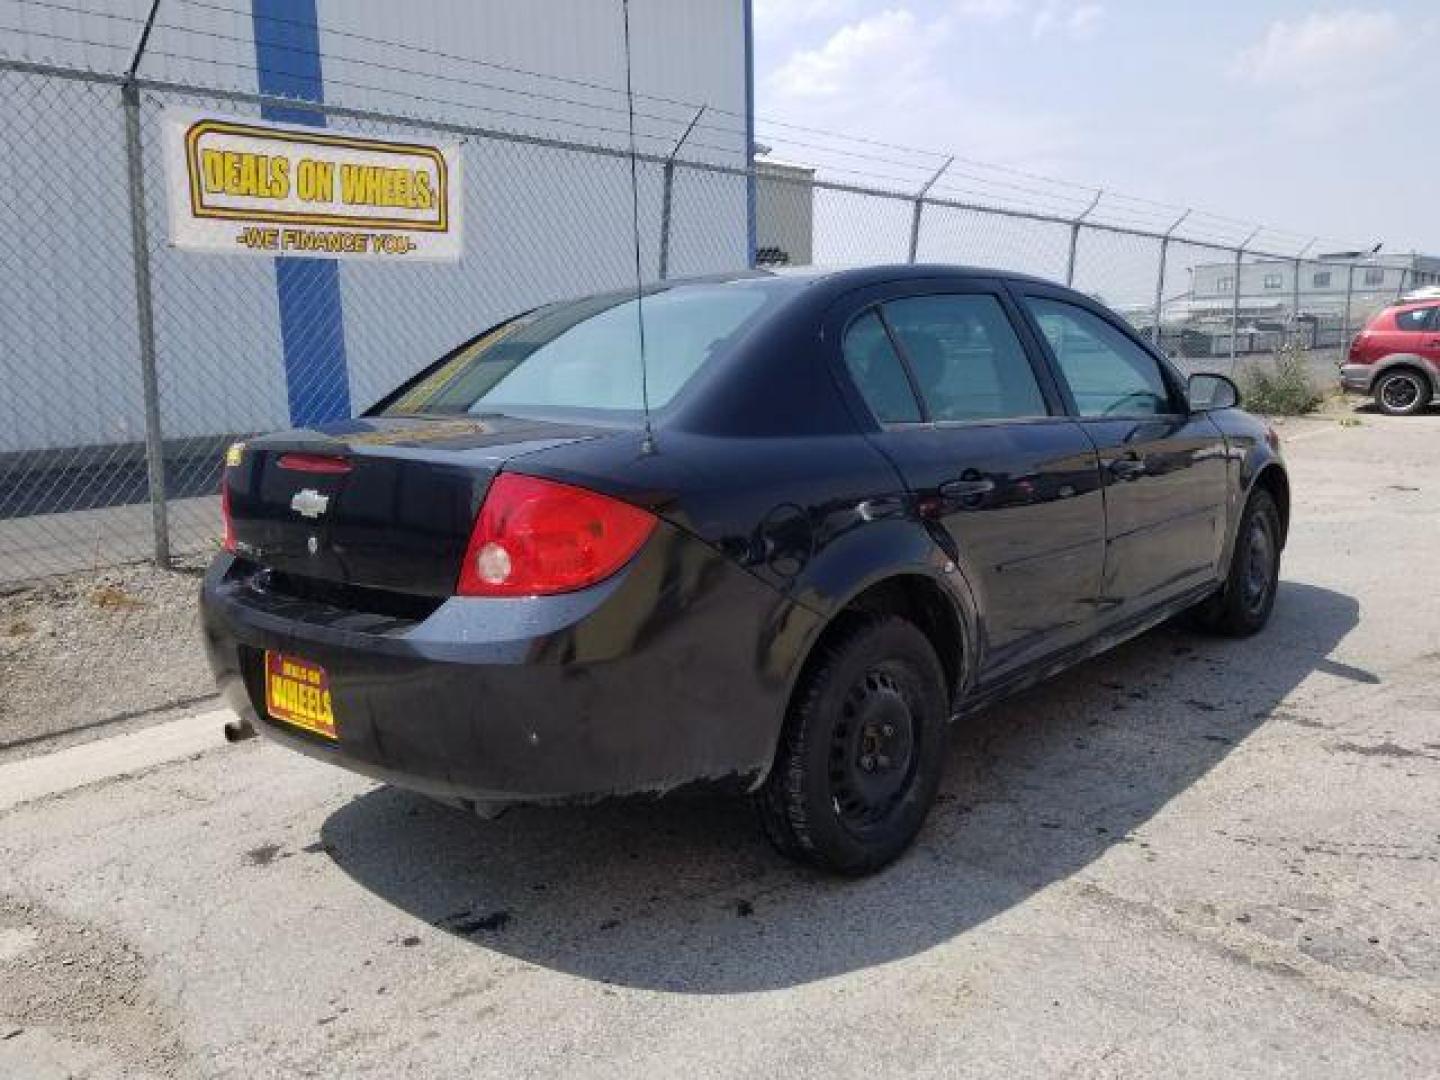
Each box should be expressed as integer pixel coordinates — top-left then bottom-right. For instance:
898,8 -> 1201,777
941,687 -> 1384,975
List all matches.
0,412 -> 1436,1078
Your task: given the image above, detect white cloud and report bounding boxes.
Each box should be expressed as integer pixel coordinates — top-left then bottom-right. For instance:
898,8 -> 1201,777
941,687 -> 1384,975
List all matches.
765,0 -> 1107,100
1031,1 -> 1105,40
950,0 -> 1103,36
768,9 -> 932,100
761,5 -> 1084,186
953,0 -> 1023,21
1234,10 -> 1405,87
752,0 -> 860,40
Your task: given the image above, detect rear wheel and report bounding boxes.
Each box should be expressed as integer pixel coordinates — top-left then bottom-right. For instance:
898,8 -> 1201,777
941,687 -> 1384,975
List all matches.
1373,367 -> 1432,416
1190,488 -> 1281,637
757,616 -> 948,875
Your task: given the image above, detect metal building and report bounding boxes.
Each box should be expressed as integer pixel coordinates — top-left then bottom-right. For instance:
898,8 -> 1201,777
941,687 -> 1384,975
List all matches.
0,0 -> 754,463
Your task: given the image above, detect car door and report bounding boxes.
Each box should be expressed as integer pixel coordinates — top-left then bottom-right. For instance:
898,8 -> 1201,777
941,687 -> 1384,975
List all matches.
1011,284 -> 1229,616
831,279 -> 1107,683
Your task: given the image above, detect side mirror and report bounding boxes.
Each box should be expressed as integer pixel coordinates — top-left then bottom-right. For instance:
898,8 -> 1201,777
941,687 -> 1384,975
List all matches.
1188,372 -> 1240,412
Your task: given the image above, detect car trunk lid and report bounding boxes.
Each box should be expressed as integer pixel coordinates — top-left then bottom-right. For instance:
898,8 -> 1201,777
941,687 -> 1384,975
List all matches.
224,415 -> 608,597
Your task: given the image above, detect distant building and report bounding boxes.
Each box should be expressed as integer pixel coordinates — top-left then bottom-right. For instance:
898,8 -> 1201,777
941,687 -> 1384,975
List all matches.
755,159 -> 815,267
1190,253 -> 1440,316
1118,252 -> 1440,359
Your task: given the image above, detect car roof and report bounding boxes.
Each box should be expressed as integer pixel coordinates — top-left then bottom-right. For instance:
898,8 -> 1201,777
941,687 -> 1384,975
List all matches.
683,263 -> 1061,300
569,264 -> 1065,316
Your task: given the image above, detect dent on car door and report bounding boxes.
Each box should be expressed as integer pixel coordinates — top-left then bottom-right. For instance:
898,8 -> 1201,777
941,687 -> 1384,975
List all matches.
1017,291 -> 1229,612
837,285 -> 1106,682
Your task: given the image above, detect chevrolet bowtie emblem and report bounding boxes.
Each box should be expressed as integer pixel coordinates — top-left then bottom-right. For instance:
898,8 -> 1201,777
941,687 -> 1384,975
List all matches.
290,488 -> 330,519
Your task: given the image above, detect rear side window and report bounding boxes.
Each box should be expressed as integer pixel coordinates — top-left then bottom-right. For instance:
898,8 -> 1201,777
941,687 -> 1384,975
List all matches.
882,295 -> 1049,422
1395,307 -> 1436,331
1025,298 -> 1174,417
842,311 -> 922,423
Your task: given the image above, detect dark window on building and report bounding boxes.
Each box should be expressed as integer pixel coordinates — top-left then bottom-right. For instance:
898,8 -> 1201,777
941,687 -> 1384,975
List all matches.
1312,271 -> 1332,288
1364,268 -> 1386,285
1263,273 -> 1283,289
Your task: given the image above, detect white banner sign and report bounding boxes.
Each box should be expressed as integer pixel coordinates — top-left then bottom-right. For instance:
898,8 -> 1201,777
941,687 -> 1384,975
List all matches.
163,109 -> 462,261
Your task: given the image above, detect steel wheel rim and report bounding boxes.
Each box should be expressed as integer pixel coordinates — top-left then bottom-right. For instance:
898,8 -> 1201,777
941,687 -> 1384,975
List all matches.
829,665 -> 919,831
1241,516 -> 1275,616
1381,374 -> 1421,411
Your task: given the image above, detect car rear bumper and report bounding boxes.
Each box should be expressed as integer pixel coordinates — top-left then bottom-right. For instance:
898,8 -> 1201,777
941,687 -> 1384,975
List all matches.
200,526 -> 819,805
1340,364 -> 1374,393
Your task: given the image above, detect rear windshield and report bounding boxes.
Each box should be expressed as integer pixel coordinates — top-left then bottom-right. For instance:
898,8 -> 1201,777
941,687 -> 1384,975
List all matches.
380,278 -> 803,418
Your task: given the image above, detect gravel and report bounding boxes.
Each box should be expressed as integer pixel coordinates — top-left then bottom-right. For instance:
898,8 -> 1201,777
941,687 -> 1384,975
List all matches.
0,556 -> 217,761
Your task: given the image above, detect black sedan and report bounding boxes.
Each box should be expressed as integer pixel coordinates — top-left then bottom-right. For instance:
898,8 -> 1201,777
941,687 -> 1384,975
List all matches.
201,265 -> 1288,874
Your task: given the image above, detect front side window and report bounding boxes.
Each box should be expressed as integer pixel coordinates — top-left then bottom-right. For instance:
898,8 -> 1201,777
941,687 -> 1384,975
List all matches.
841,311 -> 922,423
1025,297 -> 1174,418
1313,271 -> 1332,288
1395,307 -> 1435,332
1217,276 -> 1234,293
880,294 -> 1048,422
382,279 -> 801,417
1364,267 -> 1386,285
1263,273 -> 1283,289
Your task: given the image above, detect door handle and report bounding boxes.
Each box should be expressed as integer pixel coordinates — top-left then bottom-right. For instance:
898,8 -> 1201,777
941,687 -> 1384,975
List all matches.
938,477 -> 996,500
1109,456 -> 1146,480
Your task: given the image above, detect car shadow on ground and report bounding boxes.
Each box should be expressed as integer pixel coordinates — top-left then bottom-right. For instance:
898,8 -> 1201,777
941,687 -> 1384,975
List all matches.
1345,400 -> 1440,417
320,581 -> 1362,993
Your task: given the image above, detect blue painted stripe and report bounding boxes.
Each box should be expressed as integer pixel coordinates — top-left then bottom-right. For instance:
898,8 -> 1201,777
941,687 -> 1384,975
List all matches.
251,0 -> 350,427
743,0 -> 756,268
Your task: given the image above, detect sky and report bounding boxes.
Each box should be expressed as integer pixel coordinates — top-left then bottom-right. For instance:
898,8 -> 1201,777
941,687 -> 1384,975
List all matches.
752,2 -> 1438,254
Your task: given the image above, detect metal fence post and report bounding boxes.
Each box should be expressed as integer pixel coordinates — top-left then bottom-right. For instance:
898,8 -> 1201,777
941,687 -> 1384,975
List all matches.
657,106 -> 704,281
1150,209 -> 1189,349
1292,238 -> 1316,348
122,0 -> 168,567
1229,227 -> 1261,370
1340,262 -> 1355,355
1064,189 -> 1103,287
906,157 -> 951,264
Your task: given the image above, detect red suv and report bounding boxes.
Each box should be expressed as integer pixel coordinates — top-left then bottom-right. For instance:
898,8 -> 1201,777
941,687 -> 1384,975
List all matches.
1342,301 -> 1440,415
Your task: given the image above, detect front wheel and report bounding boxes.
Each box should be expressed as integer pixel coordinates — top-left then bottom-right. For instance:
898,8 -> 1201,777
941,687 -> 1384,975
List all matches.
1190,488 -> 1281,637
1373,368 -> 1432,416
756,616 -> 948,875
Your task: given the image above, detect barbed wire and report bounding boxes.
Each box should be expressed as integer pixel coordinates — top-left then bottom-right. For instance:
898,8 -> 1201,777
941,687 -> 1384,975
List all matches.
0,0 -> 1382,254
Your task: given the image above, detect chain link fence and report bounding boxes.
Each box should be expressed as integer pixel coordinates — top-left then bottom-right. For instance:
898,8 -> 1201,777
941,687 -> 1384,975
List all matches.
5,55 -> 1432,590
1,34 -> 1434,745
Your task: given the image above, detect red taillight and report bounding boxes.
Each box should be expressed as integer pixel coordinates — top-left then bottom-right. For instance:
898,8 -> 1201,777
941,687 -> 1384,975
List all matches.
277,452 -> 352,474
1349,333 -> 1378,364
220,472 -> 236,552
221,442 -> 242,552
456,474 -> 656,597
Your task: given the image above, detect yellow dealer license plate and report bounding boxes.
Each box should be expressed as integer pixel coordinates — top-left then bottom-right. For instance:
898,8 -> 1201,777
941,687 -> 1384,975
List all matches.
264,652 -> 336,739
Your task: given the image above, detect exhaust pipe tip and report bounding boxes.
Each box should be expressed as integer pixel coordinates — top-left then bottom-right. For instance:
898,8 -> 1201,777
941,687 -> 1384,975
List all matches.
223,717 -> 257,743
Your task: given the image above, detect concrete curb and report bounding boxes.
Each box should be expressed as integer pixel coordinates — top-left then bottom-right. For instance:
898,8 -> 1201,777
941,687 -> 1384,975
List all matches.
0,708 -> 234,813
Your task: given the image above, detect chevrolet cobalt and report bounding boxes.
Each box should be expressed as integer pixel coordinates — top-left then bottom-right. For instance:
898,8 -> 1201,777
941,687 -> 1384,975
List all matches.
202,266 -> 1288,874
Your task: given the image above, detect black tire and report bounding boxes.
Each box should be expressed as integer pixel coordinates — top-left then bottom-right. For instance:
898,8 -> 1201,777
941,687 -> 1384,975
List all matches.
1373,367 -> 1432,416
1190,488 -> 1281,637
757,616 -> 948,875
